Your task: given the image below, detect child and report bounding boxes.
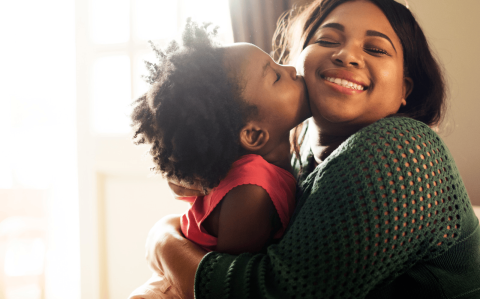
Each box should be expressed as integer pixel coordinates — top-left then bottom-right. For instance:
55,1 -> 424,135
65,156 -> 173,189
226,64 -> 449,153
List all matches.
128,19 -> 310,299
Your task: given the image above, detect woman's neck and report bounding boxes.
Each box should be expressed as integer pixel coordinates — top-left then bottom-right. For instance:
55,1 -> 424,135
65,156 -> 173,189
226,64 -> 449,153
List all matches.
309,118 -> 358,164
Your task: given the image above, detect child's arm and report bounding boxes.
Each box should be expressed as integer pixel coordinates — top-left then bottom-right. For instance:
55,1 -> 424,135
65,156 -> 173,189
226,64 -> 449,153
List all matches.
209,184 -> 276,254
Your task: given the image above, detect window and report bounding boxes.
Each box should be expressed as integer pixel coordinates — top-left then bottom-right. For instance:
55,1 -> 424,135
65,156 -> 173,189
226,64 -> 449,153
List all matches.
0,0 -> 78,298
85,0 -> 234,135
76,1 -> 234,298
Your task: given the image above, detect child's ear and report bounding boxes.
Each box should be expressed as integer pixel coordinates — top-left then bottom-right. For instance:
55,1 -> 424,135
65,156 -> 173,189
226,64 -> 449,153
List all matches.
239,123 -> 269,152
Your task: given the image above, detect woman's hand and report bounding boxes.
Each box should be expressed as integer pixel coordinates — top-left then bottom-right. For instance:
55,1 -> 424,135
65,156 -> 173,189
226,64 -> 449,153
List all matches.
145,214 -> 207,299
145,214 -> 182,275
167,178 -> 211,200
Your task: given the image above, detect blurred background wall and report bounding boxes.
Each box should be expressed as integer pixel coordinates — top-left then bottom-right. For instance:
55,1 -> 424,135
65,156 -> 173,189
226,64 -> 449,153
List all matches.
0,0 -> 478,299
409,0 -> 480,207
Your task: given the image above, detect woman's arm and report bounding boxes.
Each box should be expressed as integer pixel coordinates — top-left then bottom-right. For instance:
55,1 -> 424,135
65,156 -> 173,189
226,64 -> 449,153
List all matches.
193,117 -> 474,298
147,184 -> 277,297
145,215 -> 207,299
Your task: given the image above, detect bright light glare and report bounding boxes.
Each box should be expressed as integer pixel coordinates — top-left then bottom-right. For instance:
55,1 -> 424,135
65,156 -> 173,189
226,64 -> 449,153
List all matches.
0,0 -> 79,297
182,0 -> 234,44
92,55 -> 132,134
5,238 -> 46,277
90,0 -> 130,44
0,98 -> 13,188
5,284 -> 42,299
135,0 -> 178,40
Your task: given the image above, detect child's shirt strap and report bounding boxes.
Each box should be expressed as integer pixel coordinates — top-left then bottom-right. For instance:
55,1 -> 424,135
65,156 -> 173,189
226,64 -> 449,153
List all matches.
180,154 -> 296,251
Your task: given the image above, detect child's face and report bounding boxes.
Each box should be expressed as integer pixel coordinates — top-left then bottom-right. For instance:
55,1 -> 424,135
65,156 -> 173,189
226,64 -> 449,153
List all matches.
226,44 -> 311,135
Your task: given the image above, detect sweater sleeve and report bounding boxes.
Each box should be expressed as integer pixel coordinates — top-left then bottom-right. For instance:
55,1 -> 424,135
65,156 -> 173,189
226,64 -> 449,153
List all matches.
194,117 -> 476,299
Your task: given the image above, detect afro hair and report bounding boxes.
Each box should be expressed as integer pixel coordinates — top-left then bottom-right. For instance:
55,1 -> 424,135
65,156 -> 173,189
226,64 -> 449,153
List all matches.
131,19 -> 257,190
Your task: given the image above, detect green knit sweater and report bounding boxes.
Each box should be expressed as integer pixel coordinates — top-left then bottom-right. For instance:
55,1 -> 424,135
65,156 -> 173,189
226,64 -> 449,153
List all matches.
194,117 -> 480,299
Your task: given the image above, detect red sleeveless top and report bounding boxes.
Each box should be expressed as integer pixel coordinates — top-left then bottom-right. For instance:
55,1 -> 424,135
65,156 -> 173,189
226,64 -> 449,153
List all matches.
180,154 -> 296,251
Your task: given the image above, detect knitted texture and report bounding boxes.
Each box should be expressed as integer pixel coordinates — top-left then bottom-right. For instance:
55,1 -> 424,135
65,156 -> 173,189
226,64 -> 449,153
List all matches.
194,117 -> 480,299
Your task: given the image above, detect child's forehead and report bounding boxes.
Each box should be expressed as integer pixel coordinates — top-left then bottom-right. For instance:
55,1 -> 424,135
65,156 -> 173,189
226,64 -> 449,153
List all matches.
222,43 -> 271,77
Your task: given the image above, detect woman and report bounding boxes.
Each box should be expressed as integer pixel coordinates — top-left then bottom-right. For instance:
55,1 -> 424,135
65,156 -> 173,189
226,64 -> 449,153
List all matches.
146,0 -> 480,298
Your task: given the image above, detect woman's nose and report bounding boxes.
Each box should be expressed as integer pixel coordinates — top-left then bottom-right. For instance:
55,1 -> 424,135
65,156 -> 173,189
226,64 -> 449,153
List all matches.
331,44 -> 365,68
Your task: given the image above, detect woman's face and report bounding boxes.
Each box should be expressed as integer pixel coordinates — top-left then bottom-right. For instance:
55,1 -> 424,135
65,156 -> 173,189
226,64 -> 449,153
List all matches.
296,0 -> 412,135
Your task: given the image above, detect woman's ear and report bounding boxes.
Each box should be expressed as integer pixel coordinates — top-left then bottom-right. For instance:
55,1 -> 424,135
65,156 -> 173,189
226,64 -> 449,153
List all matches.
402,77 -> 414,106
239,123 -> 269,152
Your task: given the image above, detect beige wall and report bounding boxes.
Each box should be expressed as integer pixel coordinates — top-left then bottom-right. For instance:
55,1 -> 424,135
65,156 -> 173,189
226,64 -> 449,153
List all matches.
409,0 -> 480,205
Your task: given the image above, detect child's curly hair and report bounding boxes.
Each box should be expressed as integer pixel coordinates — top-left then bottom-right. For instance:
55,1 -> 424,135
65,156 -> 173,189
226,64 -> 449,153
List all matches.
131,19 -> 258,190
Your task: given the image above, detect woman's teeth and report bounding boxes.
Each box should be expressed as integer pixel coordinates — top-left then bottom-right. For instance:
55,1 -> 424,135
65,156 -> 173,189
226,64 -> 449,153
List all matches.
324,77 -> 364,90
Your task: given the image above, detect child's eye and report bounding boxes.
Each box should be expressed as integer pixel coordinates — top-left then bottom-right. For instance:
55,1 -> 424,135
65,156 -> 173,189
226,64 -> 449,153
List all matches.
274,72 -> 281,83
365,47 -> 388,55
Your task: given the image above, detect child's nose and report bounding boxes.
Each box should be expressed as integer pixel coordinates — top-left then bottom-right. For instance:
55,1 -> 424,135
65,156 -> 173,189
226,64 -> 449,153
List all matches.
283,65 -> 297,80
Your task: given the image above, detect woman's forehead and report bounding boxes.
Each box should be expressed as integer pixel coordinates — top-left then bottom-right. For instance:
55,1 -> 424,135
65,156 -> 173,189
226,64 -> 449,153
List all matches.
323,2 -> 393,31
314,1 -> 401,46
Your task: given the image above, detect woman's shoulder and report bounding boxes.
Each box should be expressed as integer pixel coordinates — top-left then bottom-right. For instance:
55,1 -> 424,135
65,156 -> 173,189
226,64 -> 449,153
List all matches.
293,115 -> 476,269
350,116 -> 437,145
309,115 -> 476,244
332,116 -> 443,160
292,117 -> 441,183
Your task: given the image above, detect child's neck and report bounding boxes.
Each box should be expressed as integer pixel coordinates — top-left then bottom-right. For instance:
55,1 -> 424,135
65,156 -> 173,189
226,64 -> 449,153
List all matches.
255,132 -> 293,173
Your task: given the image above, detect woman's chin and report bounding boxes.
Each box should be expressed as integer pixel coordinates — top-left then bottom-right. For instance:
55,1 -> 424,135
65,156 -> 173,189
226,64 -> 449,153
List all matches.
314,109 -> 358,125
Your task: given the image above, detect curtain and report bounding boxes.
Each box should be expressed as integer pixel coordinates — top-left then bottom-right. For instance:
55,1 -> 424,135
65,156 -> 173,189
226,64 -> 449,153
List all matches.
228,0 -> 312,54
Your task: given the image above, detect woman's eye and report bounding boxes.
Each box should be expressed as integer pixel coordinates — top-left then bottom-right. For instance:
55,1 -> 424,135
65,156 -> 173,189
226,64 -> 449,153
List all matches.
316,40 -> 338,47
365,47 -> 388,55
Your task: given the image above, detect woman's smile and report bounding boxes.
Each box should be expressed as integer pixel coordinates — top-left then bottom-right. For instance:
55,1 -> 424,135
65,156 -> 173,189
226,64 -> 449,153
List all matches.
320,69 -> 369,95
323,77 -> 365,91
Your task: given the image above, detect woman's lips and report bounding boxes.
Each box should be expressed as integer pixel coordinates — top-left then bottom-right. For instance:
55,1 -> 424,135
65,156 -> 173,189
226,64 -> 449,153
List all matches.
319,69 -> 369,85
323,78 -> 366,95
319,69 -> 369,92
324,76 -> 365,90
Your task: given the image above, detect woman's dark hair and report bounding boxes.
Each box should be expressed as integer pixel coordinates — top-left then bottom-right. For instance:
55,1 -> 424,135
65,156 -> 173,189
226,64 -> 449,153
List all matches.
131,19 -> 257,190
274,0 -> 446,127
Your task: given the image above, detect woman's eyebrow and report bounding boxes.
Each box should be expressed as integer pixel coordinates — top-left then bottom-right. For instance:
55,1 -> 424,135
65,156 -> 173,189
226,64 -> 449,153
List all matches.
366,30 -> 397,52
319,22 -> 344,31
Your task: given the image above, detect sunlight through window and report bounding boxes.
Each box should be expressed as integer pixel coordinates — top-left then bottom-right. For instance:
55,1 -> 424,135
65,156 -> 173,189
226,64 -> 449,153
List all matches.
5,238 -> 46,277
89,0 -> 130,44
182,0 -> 233,43
134,0 -> 178,40
0,0 -> 78,297
92,55 -> 132,134
88,0 -> 233,135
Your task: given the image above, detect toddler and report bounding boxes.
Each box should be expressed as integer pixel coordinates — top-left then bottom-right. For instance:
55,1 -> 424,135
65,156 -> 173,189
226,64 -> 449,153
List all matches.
128,19 -> 310,299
